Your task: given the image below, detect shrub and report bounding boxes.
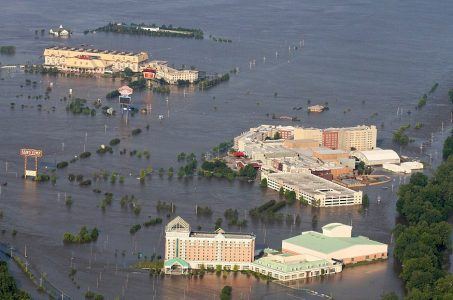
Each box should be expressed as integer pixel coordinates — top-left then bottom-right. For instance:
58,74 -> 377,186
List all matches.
57,161 -> 69,169
109,138 -> 120,146
79,152 -> 91,159
131,128 -> 142,136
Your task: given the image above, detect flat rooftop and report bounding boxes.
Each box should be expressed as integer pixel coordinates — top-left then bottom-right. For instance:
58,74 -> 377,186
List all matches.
267,172 -> 357,197
46,46 -> 144,56
252,253 -> 332,273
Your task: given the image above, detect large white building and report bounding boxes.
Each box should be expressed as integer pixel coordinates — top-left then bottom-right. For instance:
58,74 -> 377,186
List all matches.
164,217 -> 255,273
262,172 -> 362,207
282,223 -> 388,265
352,149 -> 400,166
251,249 -> 342,282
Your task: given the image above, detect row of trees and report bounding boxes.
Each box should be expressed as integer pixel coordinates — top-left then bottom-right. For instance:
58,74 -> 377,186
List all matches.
0,46 -> 15,55
0,261 -> 31,299
63,226 -> 99,244
89,22 -> 203,39
198,73 -> 230,90
391,133 -> 453,298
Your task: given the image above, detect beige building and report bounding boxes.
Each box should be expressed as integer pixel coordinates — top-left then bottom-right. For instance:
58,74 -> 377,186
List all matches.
293,128 -> 323,144
282,223 -> 388,265
145,60 -> 198,84
294,125 -> 377,151
43,46 -> 149,73
164,217 -> 255,273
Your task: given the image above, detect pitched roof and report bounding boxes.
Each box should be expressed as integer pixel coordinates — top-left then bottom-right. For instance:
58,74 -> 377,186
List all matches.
164,258 -> 189,268
283,231 -> 384,254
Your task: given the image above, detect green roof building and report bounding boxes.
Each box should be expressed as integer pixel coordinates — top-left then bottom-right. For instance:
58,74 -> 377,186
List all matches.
282,223 -> 388,265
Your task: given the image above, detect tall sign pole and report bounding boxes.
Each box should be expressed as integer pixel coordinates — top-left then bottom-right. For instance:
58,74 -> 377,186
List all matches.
118,86 -> 133,124
19,148 -> 43,179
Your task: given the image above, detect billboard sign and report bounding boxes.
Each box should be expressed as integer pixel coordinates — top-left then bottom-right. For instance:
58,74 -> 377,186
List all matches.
20,148 -> 43,157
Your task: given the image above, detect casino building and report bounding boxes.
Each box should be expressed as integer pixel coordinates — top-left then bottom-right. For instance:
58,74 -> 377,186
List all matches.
43,46 -> 149,74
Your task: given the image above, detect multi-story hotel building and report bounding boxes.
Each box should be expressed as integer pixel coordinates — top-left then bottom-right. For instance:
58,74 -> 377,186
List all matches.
43,46 -> 149,74
294,125 -> 377,151
164,217 -> 255,274
145,60 -> 199,84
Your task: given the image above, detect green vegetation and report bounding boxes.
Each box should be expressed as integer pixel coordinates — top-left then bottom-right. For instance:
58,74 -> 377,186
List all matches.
428,82 -> 439,94
120,195 -> 141,215
56,161 -> 68,169
109,138 -> 120,146
200,159 -> 235,180
414,122 -> 424,130
65,196 -> 73,208
443,134 -> 453,160
131,128 -> 142,136
34,173 -> 50,182
249,200 -> 287,223
66,98 -> 96,115
96,145 -> 113,154
212,140 -> 234,156
224,209 -> 247,227
24,65 -> 59,75
417,94 -> 427,109
130,224 -> 142,235
260,178 -> 267,188
220,286 -> 232,300
362,194 -> 369,208
177,152 -> 186,161
79,151 -> 91,159
85,291 -> 104,300
143,217 -> 163,227
134,260 -> 164,275
99,193 -> 113,211
63,226 -> 99,244
128,78 -> 147,90
196,206 -> 213,217
106,90 -> 120,99
0,46 -> 16,55
299,196 -> 309,206
89,22 -> 203,39
393,124 -> 411,145
392,139 -> 453,298
210,36 -> 232,43
177,155 -> 198,177
198,73 -> 230,90
449,89 -> 453,104
283,190 -> 297,205
238,164 -> 257,180
0,261 -> 31,299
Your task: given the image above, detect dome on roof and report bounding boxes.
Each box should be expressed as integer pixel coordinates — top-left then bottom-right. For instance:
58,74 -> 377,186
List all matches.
322,223 -> 352,237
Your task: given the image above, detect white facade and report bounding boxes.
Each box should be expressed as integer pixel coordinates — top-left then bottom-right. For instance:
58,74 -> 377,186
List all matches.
382,161 -> 423,174
263,172 -> 362,207
353,149 -> 400,166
